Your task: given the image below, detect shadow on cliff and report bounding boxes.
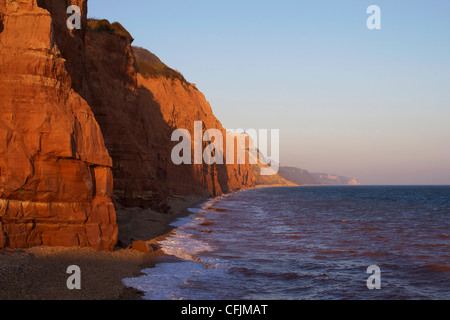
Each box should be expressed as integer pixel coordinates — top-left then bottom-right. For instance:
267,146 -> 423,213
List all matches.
36,0 -> 89,94
83,33 -> 209,210
86,33 -> 215,211
35,1 -> 221,211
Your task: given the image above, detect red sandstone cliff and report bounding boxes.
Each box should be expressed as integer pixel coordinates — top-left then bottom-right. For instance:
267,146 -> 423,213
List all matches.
0,0 -> 117,250
0,1 -> 256,250
83,27 -> 255,209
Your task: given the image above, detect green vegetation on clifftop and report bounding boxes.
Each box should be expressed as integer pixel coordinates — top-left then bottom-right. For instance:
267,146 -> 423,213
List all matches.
87,19 -> 134,42
132,46 -> 189,85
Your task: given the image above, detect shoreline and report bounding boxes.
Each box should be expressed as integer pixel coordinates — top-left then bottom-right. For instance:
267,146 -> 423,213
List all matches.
0,194 -> 208,300
0,186 -> 288,300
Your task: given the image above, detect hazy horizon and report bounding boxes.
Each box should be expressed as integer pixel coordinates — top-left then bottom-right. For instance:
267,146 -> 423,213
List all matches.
89,0 -> 450,185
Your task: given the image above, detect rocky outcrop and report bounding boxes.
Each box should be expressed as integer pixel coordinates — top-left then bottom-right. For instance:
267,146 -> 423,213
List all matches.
252,165 -> 298,187
233,134 -> 297,187
0,1 -> 256,250
135,75 -> 256,200
83,29 -> 255,208
0,0 -> 117,250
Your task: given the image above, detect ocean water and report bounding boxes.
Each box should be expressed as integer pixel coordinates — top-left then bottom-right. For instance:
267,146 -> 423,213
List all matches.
123,186 -> 450,300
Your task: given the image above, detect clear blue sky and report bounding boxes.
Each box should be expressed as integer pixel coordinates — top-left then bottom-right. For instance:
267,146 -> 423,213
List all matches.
89,0 -> 450,185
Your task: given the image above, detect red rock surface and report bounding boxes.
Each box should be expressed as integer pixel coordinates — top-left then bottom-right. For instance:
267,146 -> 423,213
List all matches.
129,240 -> 150,253
0,0 -> 117,250
0,0 -> 256,250
84,30 -> 255,209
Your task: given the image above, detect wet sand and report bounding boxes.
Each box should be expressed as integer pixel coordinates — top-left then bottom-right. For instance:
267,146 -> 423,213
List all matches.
0,194 -> 207,300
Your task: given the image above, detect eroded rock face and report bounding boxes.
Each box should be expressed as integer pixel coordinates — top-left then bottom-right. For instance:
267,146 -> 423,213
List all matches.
0,0 -> 255,250
0,0 -> 117,250
137,76 -> 257,197
84,31 -> 255,208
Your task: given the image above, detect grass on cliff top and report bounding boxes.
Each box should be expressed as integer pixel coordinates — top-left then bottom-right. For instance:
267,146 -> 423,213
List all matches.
87,19 -> 134,42
132,46 -> 190,86
87,19 -> 191,87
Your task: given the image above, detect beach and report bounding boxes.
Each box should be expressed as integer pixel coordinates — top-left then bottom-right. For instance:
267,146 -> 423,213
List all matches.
2,186 -> 448,300
122,186 -> 450,300
0,194 -> 207,300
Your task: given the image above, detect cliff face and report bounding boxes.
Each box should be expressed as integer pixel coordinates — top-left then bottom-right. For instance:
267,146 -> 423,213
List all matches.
83,32 -> 255,209
236,134 -> 296,187
136,75 -> 256,199
0,0 -> 117,250
252,165 -> 298,187
0,1 -> 256,250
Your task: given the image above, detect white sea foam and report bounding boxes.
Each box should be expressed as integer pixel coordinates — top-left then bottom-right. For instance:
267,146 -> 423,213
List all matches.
159,229 -> 212,261
169,214 -> 197,227
122,199 -> 234,300
122,186 -> 450,300
161,201 -> 216,260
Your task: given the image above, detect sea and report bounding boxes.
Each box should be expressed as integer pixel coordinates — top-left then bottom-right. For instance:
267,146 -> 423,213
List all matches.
123,186 -> 450,300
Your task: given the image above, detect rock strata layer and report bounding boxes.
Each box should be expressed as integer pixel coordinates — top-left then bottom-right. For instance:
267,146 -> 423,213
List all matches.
0,0 -> 257,250
83,31 -> 256,208
0,0 -> 117,250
